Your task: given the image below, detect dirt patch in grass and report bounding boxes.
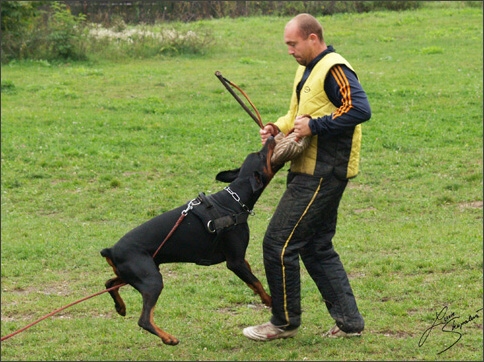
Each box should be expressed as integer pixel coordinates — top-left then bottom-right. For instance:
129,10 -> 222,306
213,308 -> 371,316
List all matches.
4,281 -> 72,297
458,201 -> 483,210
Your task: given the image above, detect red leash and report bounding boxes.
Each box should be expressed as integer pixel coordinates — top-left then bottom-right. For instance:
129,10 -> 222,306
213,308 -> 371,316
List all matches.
151,211 -> 187,259
1,210 -> 189,342
1,283 -> 126,342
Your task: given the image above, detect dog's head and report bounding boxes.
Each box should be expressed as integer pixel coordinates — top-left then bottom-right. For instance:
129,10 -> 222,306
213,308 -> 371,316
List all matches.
215,136 -> 283,192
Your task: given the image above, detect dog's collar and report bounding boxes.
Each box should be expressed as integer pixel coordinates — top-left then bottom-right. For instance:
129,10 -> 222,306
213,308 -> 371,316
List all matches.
224,186 -> 254,215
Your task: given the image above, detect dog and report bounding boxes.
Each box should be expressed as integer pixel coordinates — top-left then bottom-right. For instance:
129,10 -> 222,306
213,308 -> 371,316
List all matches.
101,137 -> 282,345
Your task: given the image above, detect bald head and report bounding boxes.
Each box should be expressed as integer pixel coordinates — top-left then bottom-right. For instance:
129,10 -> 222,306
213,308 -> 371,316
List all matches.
284,13 -> 326,66
286,13 -> 324,42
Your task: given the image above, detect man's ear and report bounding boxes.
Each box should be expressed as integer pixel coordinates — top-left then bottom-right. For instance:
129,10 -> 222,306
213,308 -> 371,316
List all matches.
249,171 -> 264,192
215,168 -> 240,183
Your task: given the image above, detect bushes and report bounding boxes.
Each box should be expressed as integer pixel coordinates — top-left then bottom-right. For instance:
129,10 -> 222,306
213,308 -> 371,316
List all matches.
1,1 -> 214,63
1,1 -> 43,63
45,2 -> 87,60
0,0 -> 425,63
321,1 -> 421,15
1,1 -> 87,63
63,1 -> 423,23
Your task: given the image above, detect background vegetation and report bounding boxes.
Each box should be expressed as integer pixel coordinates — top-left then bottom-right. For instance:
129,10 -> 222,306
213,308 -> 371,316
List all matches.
0,0 -> 427,63
1,1 -> 483,361
1,1 -> 481,63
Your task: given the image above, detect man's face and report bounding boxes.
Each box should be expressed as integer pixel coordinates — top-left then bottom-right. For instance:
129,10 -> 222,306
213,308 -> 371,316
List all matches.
284,22 -> 312,66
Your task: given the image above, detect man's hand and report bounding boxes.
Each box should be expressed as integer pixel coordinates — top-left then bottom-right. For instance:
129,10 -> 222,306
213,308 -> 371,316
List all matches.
260,123 -> 279,144
294,115 -> 312,138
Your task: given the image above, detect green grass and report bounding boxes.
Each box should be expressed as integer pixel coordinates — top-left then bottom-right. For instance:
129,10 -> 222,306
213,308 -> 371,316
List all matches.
1,3 -> 483,361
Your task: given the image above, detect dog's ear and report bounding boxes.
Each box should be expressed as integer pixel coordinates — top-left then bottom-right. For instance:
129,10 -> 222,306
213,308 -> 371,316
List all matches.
249,171 -> 264,192
216,168 -> 240,183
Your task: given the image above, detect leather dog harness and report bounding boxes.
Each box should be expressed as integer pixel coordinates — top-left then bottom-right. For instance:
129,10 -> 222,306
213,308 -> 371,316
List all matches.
187,188 -> 253,266
192,187 -> 253,234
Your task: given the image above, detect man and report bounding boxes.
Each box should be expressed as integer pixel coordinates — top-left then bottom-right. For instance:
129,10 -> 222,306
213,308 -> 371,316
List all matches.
243,13 -> 371,341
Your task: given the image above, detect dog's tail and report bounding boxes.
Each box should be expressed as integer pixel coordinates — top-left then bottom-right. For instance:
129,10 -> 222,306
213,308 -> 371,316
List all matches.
101,248 -> 118,271
100,248 -> 112,259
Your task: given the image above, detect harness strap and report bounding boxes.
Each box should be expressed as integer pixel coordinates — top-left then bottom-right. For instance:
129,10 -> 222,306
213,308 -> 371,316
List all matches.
191,191 -> 251,266
195,192 -> 248,234
208,212 -> 249,233
197,192 -> 213,208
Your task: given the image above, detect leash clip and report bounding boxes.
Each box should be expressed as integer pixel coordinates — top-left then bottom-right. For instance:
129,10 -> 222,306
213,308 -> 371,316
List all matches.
182,198 -> 200,216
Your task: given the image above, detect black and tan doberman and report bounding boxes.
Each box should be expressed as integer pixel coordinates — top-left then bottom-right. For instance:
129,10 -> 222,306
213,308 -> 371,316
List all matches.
101,137 -> 282,345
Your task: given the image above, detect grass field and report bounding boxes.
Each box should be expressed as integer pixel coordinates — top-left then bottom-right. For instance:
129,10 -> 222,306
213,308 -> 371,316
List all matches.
1,2 -> 483,361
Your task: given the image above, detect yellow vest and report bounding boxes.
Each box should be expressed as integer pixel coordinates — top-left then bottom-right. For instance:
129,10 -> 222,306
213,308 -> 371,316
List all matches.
275,52 -> 362,179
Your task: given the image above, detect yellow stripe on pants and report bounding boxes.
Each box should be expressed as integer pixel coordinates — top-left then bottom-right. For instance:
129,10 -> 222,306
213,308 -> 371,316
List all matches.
279,178 -> 323,325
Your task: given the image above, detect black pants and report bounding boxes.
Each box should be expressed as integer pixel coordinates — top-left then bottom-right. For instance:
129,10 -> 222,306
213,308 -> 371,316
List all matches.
263,172 -> 364,332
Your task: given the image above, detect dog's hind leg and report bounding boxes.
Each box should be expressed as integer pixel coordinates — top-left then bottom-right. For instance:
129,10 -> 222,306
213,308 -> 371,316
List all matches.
105,276 -> 127,316
124,260 -> 180,346
103,255 -> 127,316
138,289 -> 180,346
